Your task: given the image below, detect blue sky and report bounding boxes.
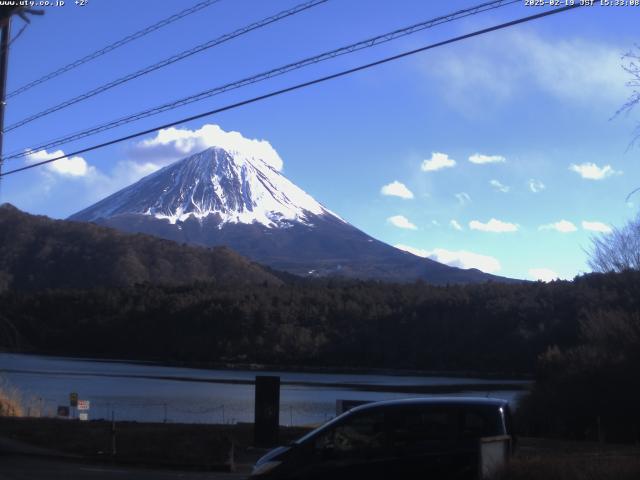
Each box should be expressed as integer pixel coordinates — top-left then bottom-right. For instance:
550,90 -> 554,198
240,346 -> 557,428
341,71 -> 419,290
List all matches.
1,0 -> 639,281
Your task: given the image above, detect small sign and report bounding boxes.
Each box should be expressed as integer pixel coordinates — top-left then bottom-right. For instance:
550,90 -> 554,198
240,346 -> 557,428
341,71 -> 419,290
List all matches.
57,406 -> 70,417
70,392 -> 78,407
79,412 -> 89,421
77,400 -> 90,411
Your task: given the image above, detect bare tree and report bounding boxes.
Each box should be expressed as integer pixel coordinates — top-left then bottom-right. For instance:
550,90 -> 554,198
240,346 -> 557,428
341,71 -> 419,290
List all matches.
588,48 -> 640,272
617,46 -> 640,145
588,214 -> 640,272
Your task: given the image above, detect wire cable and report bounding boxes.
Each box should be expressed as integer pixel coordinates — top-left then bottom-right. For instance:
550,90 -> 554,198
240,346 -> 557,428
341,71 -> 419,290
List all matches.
0,4 -> 583,178
5,0 -> 223,100
3,0 -> 329,133
2,0 -> 519,160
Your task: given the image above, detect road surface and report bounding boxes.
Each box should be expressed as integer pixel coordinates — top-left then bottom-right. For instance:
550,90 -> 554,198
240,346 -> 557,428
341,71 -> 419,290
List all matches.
0,455 -> 249,480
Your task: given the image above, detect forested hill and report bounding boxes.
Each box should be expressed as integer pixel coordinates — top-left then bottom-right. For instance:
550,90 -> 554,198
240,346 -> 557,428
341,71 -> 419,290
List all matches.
2,270 -> 639,374
0,204 -> 281,290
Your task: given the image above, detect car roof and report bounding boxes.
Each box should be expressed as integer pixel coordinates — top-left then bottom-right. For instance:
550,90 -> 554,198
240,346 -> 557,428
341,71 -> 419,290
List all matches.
293,397 -> 510,445
349,396 -> 509,414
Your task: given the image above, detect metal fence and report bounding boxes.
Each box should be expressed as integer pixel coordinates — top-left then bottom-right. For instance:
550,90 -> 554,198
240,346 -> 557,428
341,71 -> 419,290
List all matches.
19,395 -> 334,426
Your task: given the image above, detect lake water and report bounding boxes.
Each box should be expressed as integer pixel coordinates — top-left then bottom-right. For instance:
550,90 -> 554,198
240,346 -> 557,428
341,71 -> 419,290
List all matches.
0,353 -> 529,426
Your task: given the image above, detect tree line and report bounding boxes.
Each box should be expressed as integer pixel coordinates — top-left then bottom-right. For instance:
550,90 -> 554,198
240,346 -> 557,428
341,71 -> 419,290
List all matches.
1,270 -> 638,377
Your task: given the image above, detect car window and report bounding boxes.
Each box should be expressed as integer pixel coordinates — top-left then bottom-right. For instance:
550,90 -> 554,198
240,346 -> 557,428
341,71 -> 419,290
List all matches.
461,408 -> 505,438
315,411 -> 385,457
462,411 -> 487,438
389,408 -> 456,451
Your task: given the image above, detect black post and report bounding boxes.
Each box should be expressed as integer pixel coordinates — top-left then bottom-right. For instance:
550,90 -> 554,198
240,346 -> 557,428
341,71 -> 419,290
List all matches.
254,375 -> 280,447
111,411 -> 117,457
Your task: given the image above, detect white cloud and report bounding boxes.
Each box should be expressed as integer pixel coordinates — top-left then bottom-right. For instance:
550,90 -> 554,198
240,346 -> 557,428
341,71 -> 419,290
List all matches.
127,161 -> 162,178
421,152 -> 456,172
528,179 -> 545,193
25,149 -> 93,177
469,218 -> 518,233
450,219 -> 463,231
20,147 -> 166,210
387,215 -> 417,230
539,220 -> 577,233
100,160 -> 162,190
133,124 -> 283,171
582,221 -> 612,233
455,192 -> 471,206
395,244 -> 501,274
380,181 -> 414,199
469,153 -> 506,164
423,31 -> 629,110
569,162 -> 621,180
529,268 -> 560,282
522,37 -> 627,104
489,179 -> 510,193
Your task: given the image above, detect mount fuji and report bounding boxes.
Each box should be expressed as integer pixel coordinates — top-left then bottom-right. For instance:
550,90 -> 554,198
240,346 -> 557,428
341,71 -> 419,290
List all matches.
69,146 -> 507,284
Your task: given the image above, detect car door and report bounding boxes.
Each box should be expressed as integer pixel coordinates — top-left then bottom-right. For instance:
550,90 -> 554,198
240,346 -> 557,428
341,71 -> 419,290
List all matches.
386,406 -> 464,478
290,410 -> 391,480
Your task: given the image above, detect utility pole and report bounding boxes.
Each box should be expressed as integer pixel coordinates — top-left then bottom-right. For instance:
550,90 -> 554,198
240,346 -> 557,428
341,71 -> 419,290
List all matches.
0,7 -> 43,184
0,13 -> 11,178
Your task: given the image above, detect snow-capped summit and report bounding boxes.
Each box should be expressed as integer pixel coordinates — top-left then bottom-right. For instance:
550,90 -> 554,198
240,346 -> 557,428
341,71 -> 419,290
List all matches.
71,147 -> 340,228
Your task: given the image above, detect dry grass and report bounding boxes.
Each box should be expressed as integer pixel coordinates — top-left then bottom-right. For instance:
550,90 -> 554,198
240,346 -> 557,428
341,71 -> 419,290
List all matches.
0,416 -> 311,469
0,381 -> 24,417
501,453 -> 640,480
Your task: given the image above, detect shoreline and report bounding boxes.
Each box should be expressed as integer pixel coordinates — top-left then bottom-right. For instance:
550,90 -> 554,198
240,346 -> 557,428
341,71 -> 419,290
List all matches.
0,367 -> 530,394
1,350 -> 534,381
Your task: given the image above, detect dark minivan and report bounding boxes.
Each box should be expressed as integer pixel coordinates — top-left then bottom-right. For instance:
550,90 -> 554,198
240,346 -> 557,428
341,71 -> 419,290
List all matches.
251,397 -> 514,480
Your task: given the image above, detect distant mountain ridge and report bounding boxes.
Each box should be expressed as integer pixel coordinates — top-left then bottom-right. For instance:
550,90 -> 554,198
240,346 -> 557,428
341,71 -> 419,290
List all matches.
0,203 -> 281,291
70,146 -> 514,284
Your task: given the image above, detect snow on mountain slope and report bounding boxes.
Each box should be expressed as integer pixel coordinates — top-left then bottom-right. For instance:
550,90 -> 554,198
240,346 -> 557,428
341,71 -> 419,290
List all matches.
71,147 -> 342,228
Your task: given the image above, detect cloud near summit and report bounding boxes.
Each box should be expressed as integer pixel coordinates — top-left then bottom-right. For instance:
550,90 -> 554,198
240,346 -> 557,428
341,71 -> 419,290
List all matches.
132,124 -> 284,171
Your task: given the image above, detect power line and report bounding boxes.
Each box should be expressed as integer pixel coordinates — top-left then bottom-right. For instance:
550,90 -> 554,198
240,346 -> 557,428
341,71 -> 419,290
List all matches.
3,0 -> 519,161
5,0 -> 223,101
0,4 -> 583,179
3,0 -> 329,133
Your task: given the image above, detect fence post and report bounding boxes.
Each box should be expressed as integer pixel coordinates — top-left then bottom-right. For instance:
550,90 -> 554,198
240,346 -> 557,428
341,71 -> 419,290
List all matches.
111,411 -> 117,457
597,416 -> 603,444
